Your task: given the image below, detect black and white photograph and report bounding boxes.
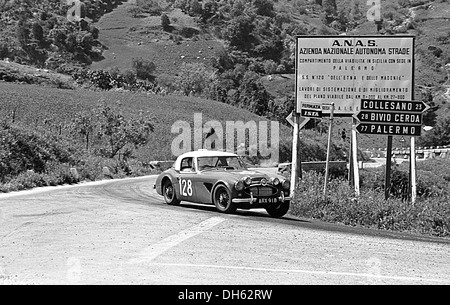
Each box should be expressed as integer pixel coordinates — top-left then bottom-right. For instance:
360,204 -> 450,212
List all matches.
0,0 -> 449,291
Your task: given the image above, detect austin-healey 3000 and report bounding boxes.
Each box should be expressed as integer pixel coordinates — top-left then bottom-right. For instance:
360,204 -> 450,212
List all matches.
154,150 -> 291,218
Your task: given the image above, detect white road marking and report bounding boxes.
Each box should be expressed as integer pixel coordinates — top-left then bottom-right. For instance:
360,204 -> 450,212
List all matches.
128,217 -> 226,264
146,262 -> 450,284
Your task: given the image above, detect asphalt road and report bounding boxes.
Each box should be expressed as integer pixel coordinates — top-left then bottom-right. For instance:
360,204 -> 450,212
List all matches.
1,175 -> 449,285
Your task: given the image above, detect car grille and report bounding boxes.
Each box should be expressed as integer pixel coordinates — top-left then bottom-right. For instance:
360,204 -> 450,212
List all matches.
247,186 -> 277,197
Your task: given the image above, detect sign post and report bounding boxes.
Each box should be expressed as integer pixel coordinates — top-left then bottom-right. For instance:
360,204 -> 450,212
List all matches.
323,103 -> 335,198
385,136 -> 393,200
351,118 -> 360,197
290,106 -> 302,198
410,137 -> 417,204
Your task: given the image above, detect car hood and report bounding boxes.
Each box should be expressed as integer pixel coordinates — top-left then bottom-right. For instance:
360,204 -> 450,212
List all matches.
201,169 -> 271,182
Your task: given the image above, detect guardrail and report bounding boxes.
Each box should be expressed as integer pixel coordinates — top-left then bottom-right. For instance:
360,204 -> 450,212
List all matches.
277,161 -> 347,175
363,147 -> 450,160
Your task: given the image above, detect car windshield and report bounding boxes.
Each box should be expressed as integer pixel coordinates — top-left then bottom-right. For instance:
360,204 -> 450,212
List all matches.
197,156 -> 247,171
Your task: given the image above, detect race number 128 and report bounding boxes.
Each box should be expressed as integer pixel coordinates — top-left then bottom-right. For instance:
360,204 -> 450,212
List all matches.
180,179 -> 193,197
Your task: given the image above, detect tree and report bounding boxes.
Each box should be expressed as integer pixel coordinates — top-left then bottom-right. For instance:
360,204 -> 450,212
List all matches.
235,71 -> 271,116
418,111 -> 450,147
128,6 -> 142,18
223,15 -> 256,52
174,63 -> 218,97
31,22 -> 44,43
161,13 -> 171,31
72,111 -> 95,151
132,57 -> 157,82
322,0 -> 337,24
95,101 -> 155,159
253,0 -> 275,17
16,19 -> 31,50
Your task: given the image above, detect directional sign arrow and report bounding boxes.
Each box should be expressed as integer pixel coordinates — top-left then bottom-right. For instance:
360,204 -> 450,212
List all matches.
360,99 -> 430,113
356,123 -> 422,136
286,112 -> 295,128
286,111 -> 311,129
353,111 -> 423,125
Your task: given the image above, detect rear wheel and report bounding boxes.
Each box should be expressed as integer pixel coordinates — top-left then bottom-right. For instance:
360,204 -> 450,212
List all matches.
163,179 -> 180,205
213,185 -> 236,214
265,201 -> 290,218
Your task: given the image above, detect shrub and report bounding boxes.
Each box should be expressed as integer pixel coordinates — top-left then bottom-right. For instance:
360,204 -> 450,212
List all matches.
0,124 -> 75,181
290,170 -> 450,237
161,13 -> 171,31
132,57 -> 156,82
173,62 -> 218,97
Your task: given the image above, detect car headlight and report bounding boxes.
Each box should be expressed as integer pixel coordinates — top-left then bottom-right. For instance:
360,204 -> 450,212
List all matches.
235,180 -> 245,191
282,179 -> 290,190
243,176 -> 252,186
270,177 -> 280,186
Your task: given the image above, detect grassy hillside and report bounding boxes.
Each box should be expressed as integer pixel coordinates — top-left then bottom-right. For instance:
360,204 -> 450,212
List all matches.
90,1 -> 224,77
0,81 -> 299,162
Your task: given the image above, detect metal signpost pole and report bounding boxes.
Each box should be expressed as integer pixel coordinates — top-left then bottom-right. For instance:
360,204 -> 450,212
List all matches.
323,103 -> 335,198
385,136 -> 393,200
410,137 -> 417,204
290,105 -> 301,198
351,118 -> 360,197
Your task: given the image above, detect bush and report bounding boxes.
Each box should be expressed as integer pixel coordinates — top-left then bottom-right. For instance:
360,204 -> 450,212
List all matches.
132,57 -> 156,82
0,124 -> 75,181
360,161 -> 450,200
291,171 -> 450,237
161,13 -> 171,31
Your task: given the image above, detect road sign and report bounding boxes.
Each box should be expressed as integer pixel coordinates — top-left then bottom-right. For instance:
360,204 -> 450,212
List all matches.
355,99 -> 430,136
286,112 -> 295,127
356,123 -> 422,136
286,111 -> 311,129
300,102 -> 322,118
360,99 -> 430,113
301,109 -> 322,118
354,111 -> 423,125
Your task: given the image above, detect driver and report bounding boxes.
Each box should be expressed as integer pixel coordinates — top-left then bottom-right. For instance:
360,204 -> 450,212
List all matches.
217,157 -> 228,167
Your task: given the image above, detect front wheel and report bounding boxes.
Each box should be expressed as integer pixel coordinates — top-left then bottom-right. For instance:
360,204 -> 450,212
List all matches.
163,179 -> 180,206
265,201 -> 290,218
212,185 -> 237,214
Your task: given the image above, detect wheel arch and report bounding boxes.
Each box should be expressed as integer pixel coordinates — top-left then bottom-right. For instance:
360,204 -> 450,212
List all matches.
211,180 -> 233,202
161,175 -> 177,193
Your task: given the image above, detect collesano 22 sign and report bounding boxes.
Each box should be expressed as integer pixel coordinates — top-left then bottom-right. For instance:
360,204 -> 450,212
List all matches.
296,36 -> 414,116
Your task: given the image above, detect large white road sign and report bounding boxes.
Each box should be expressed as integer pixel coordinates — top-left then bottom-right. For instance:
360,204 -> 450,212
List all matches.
296,36 -> 415,116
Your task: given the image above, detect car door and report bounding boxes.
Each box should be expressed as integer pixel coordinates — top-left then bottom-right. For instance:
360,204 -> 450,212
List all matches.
192,157 -> 217,204
177,157 -> 197,202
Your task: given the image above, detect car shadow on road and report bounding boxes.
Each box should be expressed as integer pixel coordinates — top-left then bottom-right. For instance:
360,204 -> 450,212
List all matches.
176,202 -> 310,224
175,201 -> 450,245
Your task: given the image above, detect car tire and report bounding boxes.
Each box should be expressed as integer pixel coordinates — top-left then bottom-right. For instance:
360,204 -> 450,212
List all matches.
163,179 -> 180,206
265,201 -> 290,218
212,185 -> 237,214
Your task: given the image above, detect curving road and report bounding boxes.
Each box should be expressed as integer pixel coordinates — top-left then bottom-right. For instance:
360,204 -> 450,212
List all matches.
0,175 -> 449,285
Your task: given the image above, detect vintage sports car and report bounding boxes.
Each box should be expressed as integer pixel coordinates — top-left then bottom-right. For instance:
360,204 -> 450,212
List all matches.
154,150 -> 291,218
